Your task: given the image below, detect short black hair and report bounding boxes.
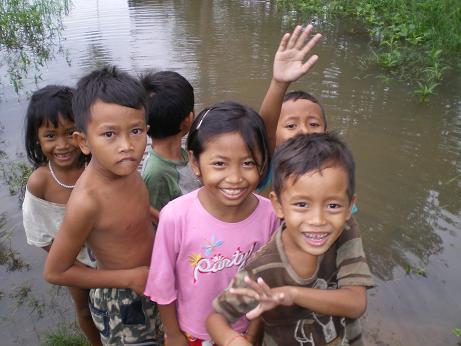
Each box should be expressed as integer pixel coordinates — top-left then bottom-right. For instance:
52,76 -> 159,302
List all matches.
283,90 -> 327,130
272,132 -> 355,202
187,101 -> 270,182
73,66 -> 145,133
141,71 -> 194,139
24,85 -> 76,168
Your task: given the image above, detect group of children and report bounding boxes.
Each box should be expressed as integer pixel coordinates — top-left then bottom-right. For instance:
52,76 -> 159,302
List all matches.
22,24 -> 374,346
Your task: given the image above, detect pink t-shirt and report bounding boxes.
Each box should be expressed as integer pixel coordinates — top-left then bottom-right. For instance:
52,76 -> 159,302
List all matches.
144,188 -> 279,340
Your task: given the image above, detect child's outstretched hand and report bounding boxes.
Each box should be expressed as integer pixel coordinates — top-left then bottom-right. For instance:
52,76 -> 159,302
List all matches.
273,24 -> 322,83
229,276 -> 295,320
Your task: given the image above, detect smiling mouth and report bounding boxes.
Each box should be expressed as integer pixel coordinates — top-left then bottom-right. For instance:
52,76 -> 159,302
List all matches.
219,188 -> 247,199
54,152 -> 73,160
302,232 -> 329,247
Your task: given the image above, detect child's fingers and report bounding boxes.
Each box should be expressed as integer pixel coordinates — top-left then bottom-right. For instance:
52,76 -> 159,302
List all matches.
229,287 -> 260,299
301,55 -> 319,73
244,276 -> 266,295
301,33 -> 322,56
287,25 -> 303,49
246,306 -> 263,320
256,277 -> 273,297
277,32 -> 291,53
294,24 -> 314,50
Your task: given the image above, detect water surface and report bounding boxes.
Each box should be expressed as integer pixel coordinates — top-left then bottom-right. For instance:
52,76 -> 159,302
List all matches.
0,1 -> 460,344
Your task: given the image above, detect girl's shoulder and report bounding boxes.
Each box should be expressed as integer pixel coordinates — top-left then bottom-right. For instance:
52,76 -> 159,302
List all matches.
26,165 -> 49,199
253,193 -> 275,212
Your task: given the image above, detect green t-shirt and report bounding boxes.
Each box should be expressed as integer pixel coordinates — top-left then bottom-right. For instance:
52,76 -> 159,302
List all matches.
141,147 -> 201,210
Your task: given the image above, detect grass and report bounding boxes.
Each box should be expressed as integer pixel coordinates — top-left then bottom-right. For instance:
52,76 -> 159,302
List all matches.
0,152 -> 33,198
278,0 -> 461,100
9,282 -> 45,318
41,323 -> 90,346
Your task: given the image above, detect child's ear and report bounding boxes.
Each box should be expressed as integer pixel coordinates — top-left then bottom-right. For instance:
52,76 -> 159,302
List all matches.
73,131 -> 91,156
347,195 -> 357,219
188,150 -> 201,178
269,191 -> 285,219
181,111 -> 195,133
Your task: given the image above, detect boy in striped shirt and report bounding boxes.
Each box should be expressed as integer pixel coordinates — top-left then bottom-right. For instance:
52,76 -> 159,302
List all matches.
207,133 -> 374,346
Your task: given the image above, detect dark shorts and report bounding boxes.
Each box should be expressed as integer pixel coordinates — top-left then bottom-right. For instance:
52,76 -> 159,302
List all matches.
89,288 -> 163,345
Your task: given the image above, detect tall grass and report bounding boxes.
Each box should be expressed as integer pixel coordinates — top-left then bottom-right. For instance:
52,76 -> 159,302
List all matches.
279,0 -> 461,100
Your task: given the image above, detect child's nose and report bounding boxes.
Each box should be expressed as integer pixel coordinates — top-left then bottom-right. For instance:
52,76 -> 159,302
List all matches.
307,207 -> 326,226
118,134 -> 134,152
56,136 -> 69,148
225,166 -> 243,184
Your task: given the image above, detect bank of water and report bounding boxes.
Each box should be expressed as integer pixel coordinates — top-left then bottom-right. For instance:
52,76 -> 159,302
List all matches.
0,0 -> 460,344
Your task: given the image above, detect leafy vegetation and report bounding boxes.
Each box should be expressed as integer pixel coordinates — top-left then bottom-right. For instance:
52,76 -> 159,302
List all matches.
279,0 -> 461,100
0,0 -> 71,93
41,323 -> 90,346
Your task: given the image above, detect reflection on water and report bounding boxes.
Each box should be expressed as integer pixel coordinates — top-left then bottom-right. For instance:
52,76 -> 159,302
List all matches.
0,0 -> 460,344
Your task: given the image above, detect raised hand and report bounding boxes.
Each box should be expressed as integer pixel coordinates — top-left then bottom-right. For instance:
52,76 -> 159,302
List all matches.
273,24 -> 322,83
229,276 -> 295,320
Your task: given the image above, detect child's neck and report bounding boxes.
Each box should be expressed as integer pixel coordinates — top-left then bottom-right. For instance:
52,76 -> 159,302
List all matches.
151,134 -> 184,161
281,230 -> 319,279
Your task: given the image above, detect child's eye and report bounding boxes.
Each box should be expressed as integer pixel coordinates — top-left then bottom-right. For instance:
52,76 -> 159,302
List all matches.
44,133 -> 55,139
103,131 -> 114,138
293,201 -> 308,208
242,160 -> 256,168
131,128 -> 143,135
327,203 -> 342,210
65,129 -> 75,137
212,161 -> 225,167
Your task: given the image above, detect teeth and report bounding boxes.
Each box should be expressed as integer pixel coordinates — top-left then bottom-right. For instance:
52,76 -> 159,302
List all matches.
304,233 -> 328,240
221,188 -> 244,196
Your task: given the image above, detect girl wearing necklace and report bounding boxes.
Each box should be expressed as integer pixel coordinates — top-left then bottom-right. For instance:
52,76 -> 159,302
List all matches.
22,85 -> 101,345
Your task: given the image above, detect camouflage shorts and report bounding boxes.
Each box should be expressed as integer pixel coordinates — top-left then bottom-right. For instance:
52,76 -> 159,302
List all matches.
89,288 -> 164,345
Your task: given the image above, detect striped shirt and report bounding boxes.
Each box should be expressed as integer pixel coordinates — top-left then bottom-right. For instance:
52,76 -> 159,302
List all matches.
213,217 -> 374,346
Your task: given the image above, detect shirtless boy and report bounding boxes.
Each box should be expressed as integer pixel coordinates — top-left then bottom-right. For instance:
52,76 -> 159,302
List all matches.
44,66 -> 162,345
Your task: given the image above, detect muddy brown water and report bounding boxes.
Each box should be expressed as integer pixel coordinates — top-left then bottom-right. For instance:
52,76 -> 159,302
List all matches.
0,0 -> 460,344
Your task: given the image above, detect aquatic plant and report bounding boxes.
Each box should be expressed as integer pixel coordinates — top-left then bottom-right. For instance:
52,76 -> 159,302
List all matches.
9,282 -> 45,318
41,323 -> 90,346
278,0 -> 461,100
0,153 -> 33,198
403,262 -> 427,277
0,0 -> 71,94
0,213 -> 30,271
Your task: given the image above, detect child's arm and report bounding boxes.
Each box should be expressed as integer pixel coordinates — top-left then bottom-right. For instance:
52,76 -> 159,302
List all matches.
206,312 -> 251,346
159,303 -> 188,346
231,277 -> 367,320
260,24 -> 322,152
149,206 -> 160,226
43,191 -> 148,294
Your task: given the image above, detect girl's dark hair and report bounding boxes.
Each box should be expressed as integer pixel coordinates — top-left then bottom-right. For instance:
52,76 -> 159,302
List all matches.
73,66 -> 146,133
24,85 -> 78,168
187,101 -> 270,182
284,90 -> 327,130
272,132 -> 355,202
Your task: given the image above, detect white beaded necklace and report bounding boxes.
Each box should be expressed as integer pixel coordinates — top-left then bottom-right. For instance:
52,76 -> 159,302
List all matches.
48,160 -> 75,189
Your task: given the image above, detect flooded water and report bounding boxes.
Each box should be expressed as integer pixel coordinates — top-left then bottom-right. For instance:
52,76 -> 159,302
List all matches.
1,0 -> 460,345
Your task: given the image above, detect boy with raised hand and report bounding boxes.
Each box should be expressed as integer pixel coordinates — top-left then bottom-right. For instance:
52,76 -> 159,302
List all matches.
207,133 -> 374,346
44,66 -> 163,345
140,70 -> 201,213
260,24 -> 323,154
